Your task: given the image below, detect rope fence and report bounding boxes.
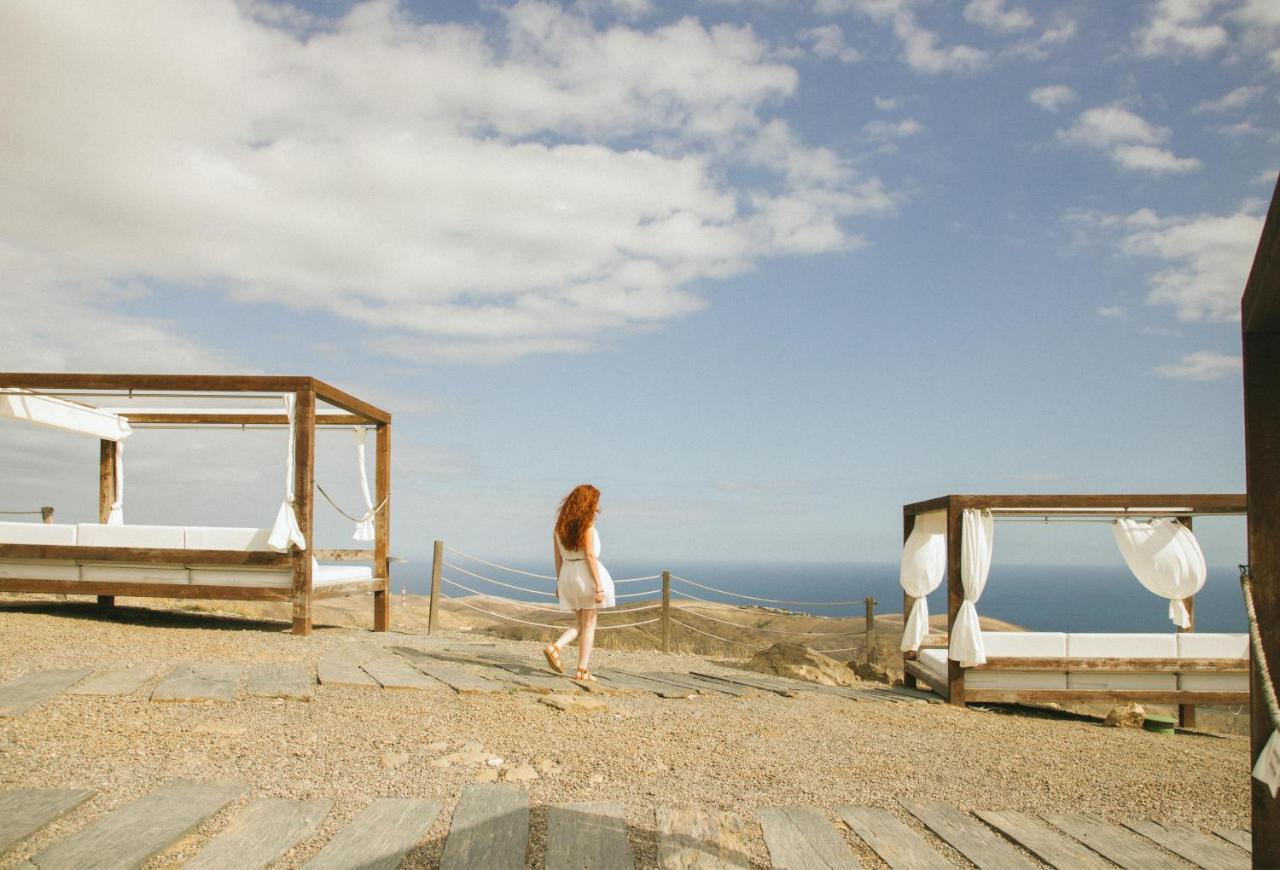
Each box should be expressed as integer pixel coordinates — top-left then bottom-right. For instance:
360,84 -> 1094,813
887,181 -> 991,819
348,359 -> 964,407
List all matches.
425,539 -> 881,659
0,505 -> 55,522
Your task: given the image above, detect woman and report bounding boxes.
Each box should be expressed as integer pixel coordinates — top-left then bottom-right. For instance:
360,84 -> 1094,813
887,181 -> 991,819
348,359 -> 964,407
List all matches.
544,484 -> 615,681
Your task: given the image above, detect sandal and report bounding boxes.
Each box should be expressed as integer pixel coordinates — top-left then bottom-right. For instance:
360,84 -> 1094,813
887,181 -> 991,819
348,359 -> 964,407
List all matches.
543,644 -> 564,674
575,668 -> 597,682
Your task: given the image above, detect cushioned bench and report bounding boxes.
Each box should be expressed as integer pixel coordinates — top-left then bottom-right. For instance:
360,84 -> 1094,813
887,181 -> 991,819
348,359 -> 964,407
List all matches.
0,521 -> 372,590
909,630 -> 1249,706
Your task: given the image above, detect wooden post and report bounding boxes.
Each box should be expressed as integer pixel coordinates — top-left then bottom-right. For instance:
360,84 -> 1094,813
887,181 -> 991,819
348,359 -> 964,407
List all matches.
428,540 -> 443,635
864,596 -> 877,664
291,389 -> 316,636
946,498 -> 965,706
902,511 -> 917,688
40,506 -> 54,524
662,571 -> 671,654
96,440 -> 116,608
1244,174 -> 1280,864
1177,516 -> 1196,729
372,422 -> 391,632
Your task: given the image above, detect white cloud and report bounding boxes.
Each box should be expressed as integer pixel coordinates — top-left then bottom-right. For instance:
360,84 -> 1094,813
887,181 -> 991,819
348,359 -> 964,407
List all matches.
1193,84 -> 1264,113
963,0 -> 1034,34
862,118 -> 923,140
1029,84 -> 1077,112
821,0 -> 989,74
1008,15 -> 1077,59
1059,105 -> 1202,175
873,96 -> 899,111
1096,305 -> 1127,319
802,23 -> 862,63
0,1 -> 895,366
1253,169 -> 1279,187
1231,0 -> 1280,70
1154,350 -> 1242,381
1134,0 -> 1230,59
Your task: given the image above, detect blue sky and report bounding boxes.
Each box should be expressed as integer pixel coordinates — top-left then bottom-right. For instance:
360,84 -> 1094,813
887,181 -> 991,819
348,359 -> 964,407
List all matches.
0,0 -> 1274,569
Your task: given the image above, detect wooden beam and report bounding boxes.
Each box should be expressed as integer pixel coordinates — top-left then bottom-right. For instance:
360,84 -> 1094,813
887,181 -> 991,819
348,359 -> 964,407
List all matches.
313,579 -> 385,600
951,493 -> 1247,514
946,497 -> 964,706
964,688 -> 1248,705
1245,177 -> 1280,863
1177,516 -> 1196,729
0,544 -> 291,567
903,496 -> 950,516
903,660 -> 947,700
0,373 -> 314,392
313,549 -> 376,561
314,378 -> 391,424
291,388 -> 316,636
0,579 -> 291,600
969,657 -> 1247,672
1243,173 -> 1280,333
373,421 -> 391,632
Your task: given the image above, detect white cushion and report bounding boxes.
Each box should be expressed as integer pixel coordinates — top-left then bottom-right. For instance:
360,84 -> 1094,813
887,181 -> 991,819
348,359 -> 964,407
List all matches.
1066,633 -> 1178,658
189,568 -> 292,588
0,521 -> 77,546
77,524 -> 184,549
1177,633 -> 1248,659
982,631 -> 1067,657
0,560 -> 80,581
184,527 -> 274,551
79,564 -> 190,584
315,565 -> 373,586
917,649 -> 948,683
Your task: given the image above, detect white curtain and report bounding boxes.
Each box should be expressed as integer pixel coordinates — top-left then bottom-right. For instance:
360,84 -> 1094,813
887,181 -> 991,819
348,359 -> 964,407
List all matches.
106,442 -> 124,525
353,427 -> 375,542
949,508 -> 993,667
899,511 -> 947,651
1112,518 -> 1206,628
267,394 -> 306,552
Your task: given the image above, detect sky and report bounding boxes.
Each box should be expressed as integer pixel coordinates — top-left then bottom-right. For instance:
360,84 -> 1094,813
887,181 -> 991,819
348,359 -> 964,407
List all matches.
0,0 -> 1275,571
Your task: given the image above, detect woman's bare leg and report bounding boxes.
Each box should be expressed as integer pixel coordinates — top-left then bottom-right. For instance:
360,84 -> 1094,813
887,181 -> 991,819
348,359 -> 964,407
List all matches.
553,626 -> 578,650
577,608 -> 598,671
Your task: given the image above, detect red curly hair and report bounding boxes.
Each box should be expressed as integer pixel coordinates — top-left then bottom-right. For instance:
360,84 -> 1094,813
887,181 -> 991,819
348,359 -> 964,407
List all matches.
555,484 -> 600,552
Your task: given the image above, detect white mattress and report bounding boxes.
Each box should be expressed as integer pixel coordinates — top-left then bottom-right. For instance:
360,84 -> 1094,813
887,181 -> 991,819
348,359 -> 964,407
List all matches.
184,526 -> 273,551
79,564 -> 190,584
1177,633 -> 1249,691
315,565 -> 373,586
982,632 -> 1067,657
1065,633 -> 1178,690
77,523 -> 184,549
917,649 -> 948,684
0,560 -> 80,581
0,521 -> 77,546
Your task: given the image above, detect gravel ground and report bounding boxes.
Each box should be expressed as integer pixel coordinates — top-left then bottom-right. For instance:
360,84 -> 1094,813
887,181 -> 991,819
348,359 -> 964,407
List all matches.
0,598 -> 1252,869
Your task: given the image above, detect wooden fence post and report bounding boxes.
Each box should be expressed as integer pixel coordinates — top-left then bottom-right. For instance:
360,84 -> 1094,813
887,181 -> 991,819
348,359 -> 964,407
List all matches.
865,596 -> 877,664
662,571 -> 671,654
428,540 -> 443,635
40,506 -> 54,524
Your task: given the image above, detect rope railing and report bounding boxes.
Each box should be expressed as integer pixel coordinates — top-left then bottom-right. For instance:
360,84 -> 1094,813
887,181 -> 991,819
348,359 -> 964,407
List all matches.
669,574 -> 865,607
425,539 -> 879,660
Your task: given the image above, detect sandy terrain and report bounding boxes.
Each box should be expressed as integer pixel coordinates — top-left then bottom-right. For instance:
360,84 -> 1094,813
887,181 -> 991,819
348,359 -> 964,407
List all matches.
0,594 -> 1252,868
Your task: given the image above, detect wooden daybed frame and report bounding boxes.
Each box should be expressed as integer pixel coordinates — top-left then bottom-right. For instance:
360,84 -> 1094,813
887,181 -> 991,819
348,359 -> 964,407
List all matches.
900,493 -> 1249,727
0,373 -> 392,636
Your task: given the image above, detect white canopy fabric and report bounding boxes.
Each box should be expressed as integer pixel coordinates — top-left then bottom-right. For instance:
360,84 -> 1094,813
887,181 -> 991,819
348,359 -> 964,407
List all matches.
949,508 -> 994,667
0,392 -> 132,441
899,510 -> 947,652
267,394 -> 306,552
1112,518 -> 1206,628
106,443 -> 124,526
352,427 -> 375,543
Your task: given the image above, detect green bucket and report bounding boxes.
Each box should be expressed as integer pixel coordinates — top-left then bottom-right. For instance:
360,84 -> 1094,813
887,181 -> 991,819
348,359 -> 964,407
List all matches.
1143,713 -> 1176,735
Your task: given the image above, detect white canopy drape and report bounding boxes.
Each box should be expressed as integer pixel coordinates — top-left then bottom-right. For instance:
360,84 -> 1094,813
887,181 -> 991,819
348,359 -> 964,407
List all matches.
106,442 -> 124,525
1112,518 -> 1206,628
949,508 -> 993,667
0,391 -> 132,441
352,427 -> 375,542
899,510 -> 947,652
267,394 -> 306,552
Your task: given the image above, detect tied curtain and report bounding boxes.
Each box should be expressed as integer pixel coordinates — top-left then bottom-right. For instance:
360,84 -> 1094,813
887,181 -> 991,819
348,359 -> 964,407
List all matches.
106,442 -> 124,525
267,394 -> 306,552
1112,518 -> 1206,628
899,511 -> 947,652
949,508 -> 994,667
352,427 -> 375,543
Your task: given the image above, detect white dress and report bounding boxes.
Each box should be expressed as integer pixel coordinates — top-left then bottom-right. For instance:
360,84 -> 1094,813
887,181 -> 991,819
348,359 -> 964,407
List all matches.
557,527 -> 615,611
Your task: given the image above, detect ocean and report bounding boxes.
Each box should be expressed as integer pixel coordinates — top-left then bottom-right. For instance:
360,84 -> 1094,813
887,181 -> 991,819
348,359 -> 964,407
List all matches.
399,557 -> 1248,634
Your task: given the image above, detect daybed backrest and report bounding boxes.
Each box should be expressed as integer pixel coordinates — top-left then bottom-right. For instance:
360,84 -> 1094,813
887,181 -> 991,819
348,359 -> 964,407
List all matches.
981,632 -> 1066,657
1177,632 -> 1249,658
183,527 -> 274,551
0,521 -> 77,545
77,523 -> 184,548
1066,633 -> 1178,658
